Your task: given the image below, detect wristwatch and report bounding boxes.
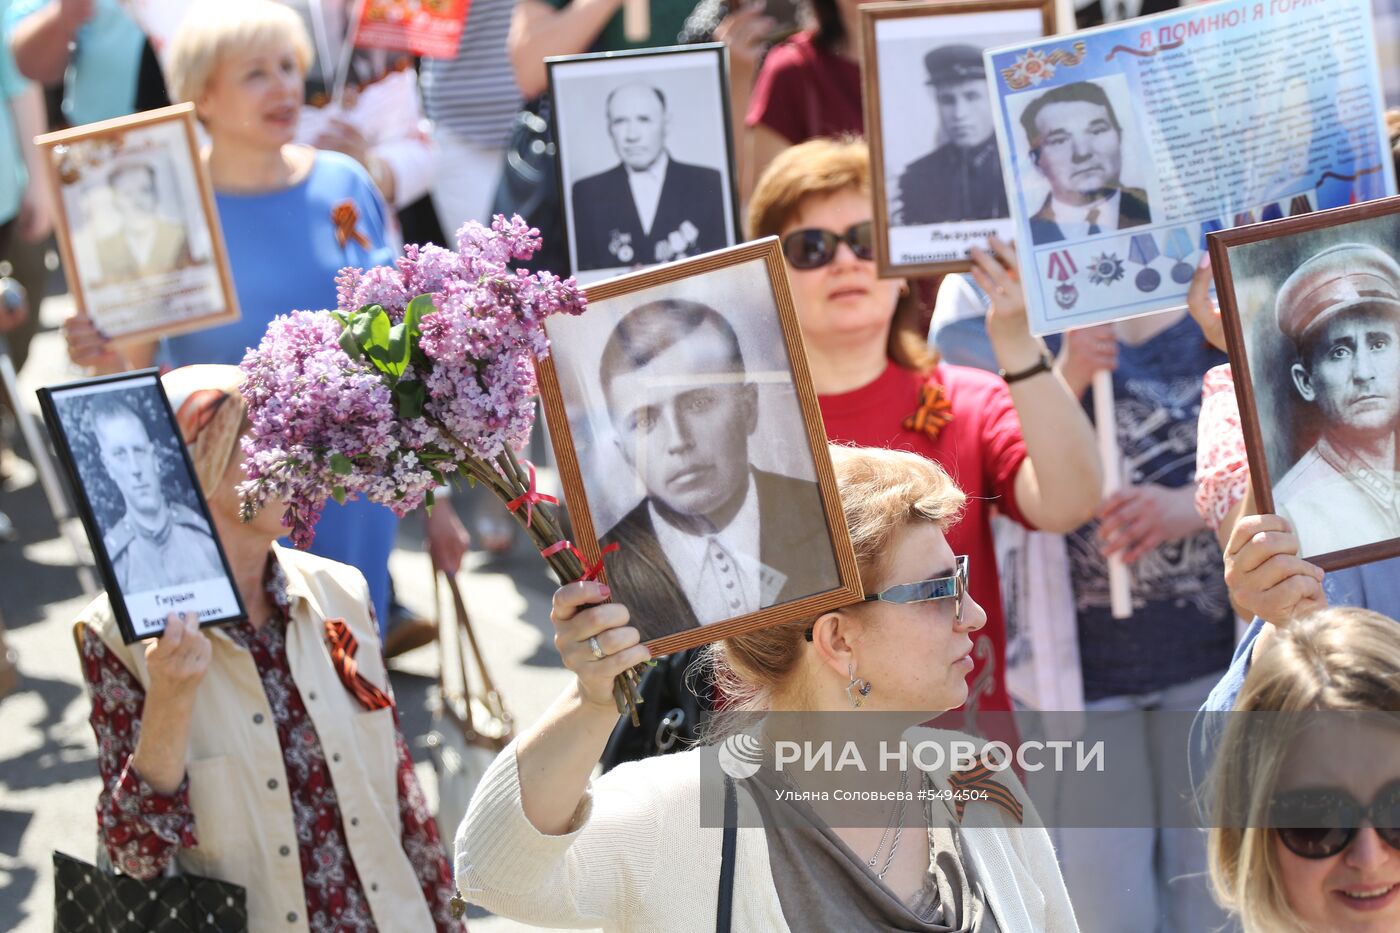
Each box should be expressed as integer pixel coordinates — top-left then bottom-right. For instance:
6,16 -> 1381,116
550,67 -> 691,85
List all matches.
999,352 -> 1054,385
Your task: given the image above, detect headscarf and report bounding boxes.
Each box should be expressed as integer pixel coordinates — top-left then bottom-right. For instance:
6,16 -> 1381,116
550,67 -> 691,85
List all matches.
160,365 -> 248,497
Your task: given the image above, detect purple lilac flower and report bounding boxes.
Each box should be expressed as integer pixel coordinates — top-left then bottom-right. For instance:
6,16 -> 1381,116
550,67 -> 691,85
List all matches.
239,215 -> 586,545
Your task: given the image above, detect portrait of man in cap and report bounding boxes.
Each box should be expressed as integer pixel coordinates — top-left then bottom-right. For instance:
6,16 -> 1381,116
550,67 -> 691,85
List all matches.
88,394 -> 223,592
1019,80 -> 1152,245
895,44 -> 1008,226
1272,242 -> 1400,556
593,298 -> 839,641
570,83 -> 730,273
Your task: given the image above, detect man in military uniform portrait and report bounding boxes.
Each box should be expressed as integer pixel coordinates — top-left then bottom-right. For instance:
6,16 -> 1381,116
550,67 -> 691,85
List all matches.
89,395 -> 224,592
1020,80 -> 1152,245
1272,242 -> 1400,557
895,45 -> 1008,226
570,83 -> 729,273
94,162 -> 193,285
594,299 -> 839,641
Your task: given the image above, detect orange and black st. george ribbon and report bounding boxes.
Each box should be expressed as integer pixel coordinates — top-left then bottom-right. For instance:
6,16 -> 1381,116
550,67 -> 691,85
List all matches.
903,379 -> 954,441
324,618 -> 394,712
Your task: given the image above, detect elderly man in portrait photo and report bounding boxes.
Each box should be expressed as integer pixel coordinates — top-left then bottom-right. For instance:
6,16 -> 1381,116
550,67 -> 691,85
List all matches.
1020,80 -> 1152,245
596,299 -> 838,641
90,396 -> 223,592
571,84 -> 729,272
1273,242 -> 1400,556
94,162 -> 192,285
895,44 -> 1008,225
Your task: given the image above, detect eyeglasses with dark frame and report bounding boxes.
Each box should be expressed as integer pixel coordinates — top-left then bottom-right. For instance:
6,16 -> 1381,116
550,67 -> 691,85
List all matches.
780,221 -> 875,270
805,556 -> 968,641
1270,780 -> 1400,860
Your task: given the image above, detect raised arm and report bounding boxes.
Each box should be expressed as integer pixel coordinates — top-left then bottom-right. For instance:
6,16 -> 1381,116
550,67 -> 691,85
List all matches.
515,580 -> 649,833
508,0 -> 622,99
81,612 -> 207,878
8,0 -> 92,85
970,236 -> 1102,532
455,581 -> 658,926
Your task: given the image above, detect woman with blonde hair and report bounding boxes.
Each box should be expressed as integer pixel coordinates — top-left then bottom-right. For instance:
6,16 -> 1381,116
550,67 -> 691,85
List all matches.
76,365 -> 463,932
1206,607 -> 1400,931
458,444 -> 1080,931
744,137 -> 1100,721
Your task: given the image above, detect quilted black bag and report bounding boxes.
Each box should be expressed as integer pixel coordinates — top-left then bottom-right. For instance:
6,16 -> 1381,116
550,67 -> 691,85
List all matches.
53,851 -> 247,932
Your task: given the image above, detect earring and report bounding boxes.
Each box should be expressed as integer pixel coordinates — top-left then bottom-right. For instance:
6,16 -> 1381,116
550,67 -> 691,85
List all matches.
846,661 -> 872,708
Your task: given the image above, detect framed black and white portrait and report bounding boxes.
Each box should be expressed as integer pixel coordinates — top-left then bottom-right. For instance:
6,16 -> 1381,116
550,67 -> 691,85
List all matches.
547,44 -> 741,286
536,239 -> 863,654
861,0 -> 1053,278
38,370 -> 244,644
36,103 -> 239,345
1209,196 -> 1400,570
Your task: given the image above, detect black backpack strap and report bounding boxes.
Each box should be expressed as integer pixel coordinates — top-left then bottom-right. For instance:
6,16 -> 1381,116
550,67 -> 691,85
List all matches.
717,778 -> 737,933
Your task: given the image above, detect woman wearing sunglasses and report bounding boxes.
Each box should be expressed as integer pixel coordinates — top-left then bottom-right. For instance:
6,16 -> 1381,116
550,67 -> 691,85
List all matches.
1207,606 -> 1400,931
746,137 -> 1100,722
457,445 -> 1080,931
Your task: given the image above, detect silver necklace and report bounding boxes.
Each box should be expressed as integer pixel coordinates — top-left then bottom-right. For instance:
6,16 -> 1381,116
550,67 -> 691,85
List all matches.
868,770 -> 909,879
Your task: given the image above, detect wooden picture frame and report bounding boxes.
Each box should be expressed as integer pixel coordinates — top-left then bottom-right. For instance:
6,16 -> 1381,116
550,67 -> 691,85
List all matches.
1208,195 -> 1400,570
37,370 -> 246,644
535,238 -> 864,656
546,44 -> 743,286
861,0 -> 1054,279
35,103 -> 239,345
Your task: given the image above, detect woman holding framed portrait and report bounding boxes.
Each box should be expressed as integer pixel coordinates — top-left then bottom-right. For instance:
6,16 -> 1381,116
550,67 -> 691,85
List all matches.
60,0 -> 467,637
746,137 -> 1101,723
72,364 -> 462,932
458,444 -> 1080,931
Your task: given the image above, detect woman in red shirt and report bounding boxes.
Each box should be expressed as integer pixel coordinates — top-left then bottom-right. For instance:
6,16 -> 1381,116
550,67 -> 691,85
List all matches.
748,137 -> 1101,718
744,0 -> 863,193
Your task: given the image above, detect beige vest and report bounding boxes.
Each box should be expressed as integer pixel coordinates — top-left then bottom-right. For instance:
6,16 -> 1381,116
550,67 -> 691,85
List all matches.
83,544 -> 434,933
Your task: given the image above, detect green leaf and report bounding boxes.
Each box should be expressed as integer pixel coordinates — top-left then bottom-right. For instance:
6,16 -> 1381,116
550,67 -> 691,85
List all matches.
424,488 -> 435,515
353,307 -> 395,373
394,379 -> 426,419
404,294 -> 436,336
331,485 -> 347,505
338,325 -> 362,361
386,322 -> 410,378
427,467 -> 446,487
329,452 -> 353,476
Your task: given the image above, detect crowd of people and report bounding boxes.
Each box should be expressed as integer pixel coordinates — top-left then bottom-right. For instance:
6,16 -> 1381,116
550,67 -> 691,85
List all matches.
2,0 -> 1399,931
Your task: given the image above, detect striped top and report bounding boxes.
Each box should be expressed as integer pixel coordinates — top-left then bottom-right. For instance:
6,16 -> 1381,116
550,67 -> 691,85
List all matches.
421,0 -> 521,147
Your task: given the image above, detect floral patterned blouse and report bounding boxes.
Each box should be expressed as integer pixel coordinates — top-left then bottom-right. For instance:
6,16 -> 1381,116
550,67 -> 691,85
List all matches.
80,558 -> 464,932
1194,363 -> 1250,532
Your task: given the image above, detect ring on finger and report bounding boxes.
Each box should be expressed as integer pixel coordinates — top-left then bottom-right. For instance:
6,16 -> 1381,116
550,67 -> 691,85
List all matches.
588,635 -> 605,660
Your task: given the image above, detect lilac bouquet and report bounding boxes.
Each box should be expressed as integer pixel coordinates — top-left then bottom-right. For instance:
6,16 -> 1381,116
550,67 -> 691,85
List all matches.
238,216 -> 644,716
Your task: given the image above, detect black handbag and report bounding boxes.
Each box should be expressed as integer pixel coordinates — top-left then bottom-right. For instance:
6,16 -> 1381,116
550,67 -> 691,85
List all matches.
490,95 -> 569,276
600,647 -> 711,772
53,851 -> 248,933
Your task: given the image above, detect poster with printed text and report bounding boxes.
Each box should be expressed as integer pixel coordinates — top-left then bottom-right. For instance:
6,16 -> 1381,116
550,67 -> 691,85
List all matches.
987,0 -> 1397,335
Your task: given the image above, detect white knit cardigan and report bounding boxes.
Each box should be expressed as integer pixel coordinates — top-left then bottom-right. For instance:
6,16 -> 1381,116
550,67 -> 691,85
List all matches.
455,731 -> 1080,933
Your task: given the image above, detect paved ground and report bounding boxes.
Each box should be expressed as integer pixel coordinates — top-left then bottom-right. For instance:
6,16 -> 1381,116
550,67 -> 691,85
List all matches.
0,290 -> 599,931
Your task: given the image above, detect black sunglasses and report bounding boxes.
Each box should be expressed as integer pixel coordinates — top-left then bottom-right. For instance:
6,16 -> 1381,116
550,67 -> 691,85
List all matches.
805,556 -> 968,641
1271,780 -> 1400,859
781,221 -> 875,270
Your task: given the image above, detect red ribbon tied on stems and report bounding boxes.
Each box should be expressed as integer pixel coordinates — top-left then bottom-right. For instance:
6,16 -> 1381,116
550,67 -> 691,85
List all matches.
324,618 -> 394,712
505,461 -> 558,528
331,200 -> 371,250
947,761 -> 1025,825
541,540 -> 620,582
